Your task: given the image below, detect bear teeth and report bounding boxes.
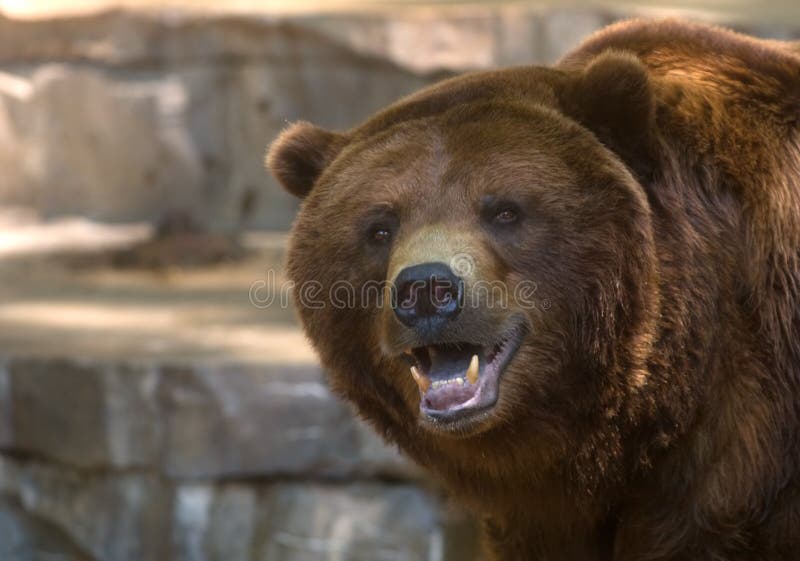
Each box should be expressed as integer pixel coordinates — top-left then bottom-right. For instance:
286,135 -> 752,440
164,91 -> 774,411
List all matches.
431,377 -> 466,389
419,354 -> 481,391
466,354 -> 479,385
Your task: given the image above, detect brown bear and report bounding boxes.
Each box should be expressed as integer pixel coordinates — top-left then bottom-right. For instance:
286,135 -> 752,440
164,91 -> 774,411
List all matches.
267,19 -> 800,561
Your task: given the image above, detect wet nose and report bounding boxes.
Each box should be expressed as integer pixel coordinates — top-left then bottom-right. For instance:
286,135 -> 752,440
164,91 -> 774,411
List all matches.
392,262 -> 463,329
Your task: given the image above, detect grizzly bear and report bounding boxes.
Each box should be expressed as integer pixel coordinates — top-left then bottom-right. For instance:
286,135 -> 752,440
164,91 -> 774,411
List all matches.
267,19 -> 800,560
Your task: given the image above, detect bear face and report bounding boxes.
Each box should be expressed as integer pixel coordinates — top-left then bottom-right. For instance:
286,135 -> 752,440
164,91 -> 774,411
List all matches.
270,56 -> 659,458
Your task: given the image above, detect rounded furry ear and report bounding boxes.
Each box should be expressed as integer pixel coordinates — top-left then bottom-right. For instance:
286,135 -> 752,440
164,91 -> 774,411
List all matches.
266,121 -> 346,198
562,51 -> 657,180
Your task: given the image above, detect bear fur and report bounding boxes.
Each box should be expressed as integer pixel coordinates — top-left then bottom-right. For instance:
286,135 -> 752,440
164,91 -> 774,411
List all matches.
267,19 -> 800,561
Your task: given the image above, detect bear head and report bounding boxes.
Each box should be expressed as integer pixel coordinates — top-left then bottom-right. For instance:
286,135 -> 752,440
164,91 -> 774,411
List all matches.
267,52 -> 662,488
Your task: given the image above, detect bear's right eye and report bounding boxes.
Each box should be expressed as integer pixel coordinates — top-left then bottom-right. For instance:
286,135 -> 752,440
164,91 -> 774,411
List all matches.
366,222 -> 397,245
371,227 -> 392,244
481,196 -> 523,228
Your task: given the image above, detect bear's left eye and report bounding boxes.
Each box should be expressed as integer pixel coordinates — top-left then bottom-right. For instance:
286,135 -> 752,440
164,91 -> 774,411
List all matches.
494,208 -> 519,224
362,206 -> 398,247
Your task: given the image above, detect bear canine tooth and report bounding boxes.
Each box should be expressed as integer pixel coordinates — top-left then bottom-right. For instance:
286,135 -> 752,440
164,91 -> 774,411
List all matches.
466,354 -> 479,385
410,366 -> 431,393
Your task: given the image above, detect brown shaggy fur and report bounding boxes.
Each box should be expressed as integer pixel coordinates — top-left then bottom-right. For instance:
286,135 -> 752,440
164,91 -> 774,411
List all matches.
267,20 -> 800,560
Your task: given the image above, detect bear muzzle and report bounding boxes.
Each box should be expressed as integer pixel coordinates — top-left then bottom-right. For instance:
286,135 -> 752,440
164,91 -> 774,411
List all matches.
379,225 -> 531,430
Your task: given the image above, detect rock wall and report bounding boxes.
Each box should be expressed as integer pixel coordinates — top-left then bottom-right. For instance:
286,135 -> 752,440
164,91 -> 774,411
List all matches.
0,356 -> 482,561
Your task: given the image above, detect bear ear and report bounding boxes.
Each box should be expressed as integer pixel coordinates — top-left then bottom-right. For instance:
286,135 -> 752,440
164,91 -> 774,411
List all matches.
561,51 -> 657,180
266,121 -> 347,198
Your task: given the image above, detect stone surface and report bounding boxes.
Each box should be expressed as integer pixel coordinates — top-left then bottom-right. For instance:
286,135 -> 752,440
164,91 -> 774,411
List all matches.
158,362 -> 416,479
0,76 -> 30,206
1,457 -> 169,561
0,210 -> 151,257
170,482 -> 485,561
257,483 -> 442,561
0,358 -> 11,448
171,483 -> 258,561
1,355 -> 416,479
0,65 -> 201,222
539,8 -> 615,63
0,455 -> 482,561
306,8 -> 498,73
0,233 -> 310,364
7,359 -> 162,469
0,11 -> 443,231
0,496 -> 94,561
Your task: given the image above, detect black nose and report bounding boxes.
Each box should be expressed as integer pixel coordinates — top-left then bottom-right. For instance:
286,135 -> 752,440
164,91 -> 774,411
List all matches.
392,262 -> 463,330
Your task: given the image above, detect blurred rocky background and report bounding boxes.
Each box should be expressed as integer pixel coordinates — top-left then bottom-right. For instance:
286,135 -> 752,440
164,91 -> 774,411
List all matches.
0,1 -> 799,560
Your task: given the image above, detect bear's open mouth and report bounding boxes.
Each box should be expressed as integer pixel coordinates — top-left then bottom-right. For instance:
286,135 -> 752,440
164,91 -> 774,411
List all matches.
402,322 -> 527,424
